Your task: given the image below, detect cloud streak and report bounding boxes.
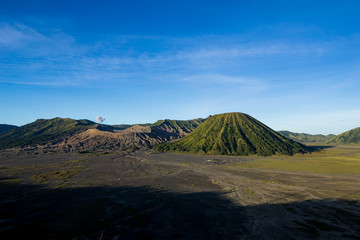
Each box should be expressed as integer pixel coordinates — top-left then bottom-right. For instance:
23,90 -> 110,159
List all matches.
0,22 -> 356,89
0,23 -> 83,57
0,23 -> 45,47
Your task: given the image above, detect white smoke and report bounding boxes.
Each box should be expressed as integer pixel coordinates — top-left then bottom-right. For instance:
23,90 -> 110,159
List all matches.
96,116 -> 105,124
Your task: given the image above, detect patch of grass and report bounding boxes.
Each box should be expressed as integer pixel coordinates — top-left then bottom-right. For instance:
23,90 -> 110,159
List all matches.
31,169 -> 82,184
0,178 -> 22,184
244,186 -> 254,195
53,182 -> 69,189
180,162 -> 191,166
343,195 -> 359,201
224,187 -> 235,193
2,159 -> 87,178
226,146 -> 360,174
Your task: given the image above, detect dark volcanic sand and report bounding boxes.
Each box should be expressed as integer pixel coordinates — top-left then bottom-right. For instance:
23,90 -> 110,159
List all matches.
0,150 -> 359,239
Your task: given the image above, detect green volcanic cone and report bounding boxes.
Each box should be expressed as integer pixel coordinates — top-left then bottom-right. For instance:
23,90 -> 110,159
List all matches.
154,112 -> 312,156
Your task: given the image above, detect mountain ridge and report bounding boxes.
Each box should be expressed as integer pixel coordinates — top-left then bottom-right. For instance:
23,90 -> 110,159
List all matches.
278,131 -> 336,143
0,118 -> 96,149
0,117 -> 205,152
0,124 -> 18,135
327,127 -> 360,144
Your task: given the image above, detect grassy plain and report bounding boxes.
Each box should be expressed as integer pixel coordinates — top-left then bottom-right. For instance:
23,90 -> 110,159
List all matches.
225,144 -> 360,175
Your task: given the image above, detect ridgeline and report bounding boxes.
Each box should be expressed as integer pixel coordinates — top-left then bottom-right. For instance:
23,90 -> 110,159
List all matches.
0,124 -> 18,135
0,117 -> 205,152
327,127 -> 360,144
0,118 -> 95,149
278,131 -> 336,143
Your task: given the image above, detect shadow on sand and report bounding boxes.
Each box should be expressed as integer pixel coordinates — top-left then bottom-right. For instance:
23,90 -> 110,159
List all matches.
310,145 -> 336,150
0,178 -> 359,240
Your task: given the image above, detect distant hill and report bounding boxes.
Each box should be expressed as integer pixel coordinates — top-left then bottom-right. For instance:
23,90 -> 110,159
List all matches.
154,112 -> 312,156
0,118 -> 96,149
0,124 -> 18,135
111,124 -> 132,130
151,118 -> 205,136
68,118 -> 206,151
111,118 -> 205,133
0,117 -> 205,152
278,131 -> 336,143
327,127 -> 360,144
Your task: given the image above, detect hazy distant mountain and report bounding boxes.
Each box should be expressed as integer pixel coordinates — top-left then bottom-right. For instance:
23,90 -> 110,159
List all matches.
327,127 -> 360,144
154,112 -> 312,156
278,131 -> 336,143
0,124 -> 18,135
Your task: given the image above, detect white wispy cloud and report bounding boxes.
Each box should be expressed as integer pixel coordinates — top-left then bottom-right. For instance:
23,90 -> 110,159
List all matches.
0,23 -> 45,47
176,74 -> 266,92
175,43 -> 325,60
0,23 -> 84,56
179,74 -> 256,83
0,22 -> 352,88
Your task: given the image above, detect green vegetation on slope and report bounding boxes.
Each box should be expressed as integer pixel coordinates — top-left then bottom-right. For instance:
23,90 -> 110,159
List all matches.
327,127 -> 360,144
0,118 -> 96,149
151,118 -> 205,134
154,112 -> 312,156
279,131 -> 336,143
0,124 -> 18,135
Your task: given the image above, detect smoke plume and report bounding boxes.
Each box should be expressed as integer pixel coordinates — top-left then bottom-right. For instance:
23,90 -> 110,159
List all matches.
96,116 -> 105,124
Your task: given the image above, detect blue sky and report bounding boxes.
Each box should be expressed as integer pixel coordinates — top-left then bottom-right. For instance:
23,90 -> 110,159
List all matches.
0,0 -> 359,134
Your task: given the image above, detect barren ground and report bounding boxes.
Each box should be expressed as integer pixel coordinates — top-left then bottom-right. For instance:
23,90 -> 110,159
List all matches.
0,145 -> 359,239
